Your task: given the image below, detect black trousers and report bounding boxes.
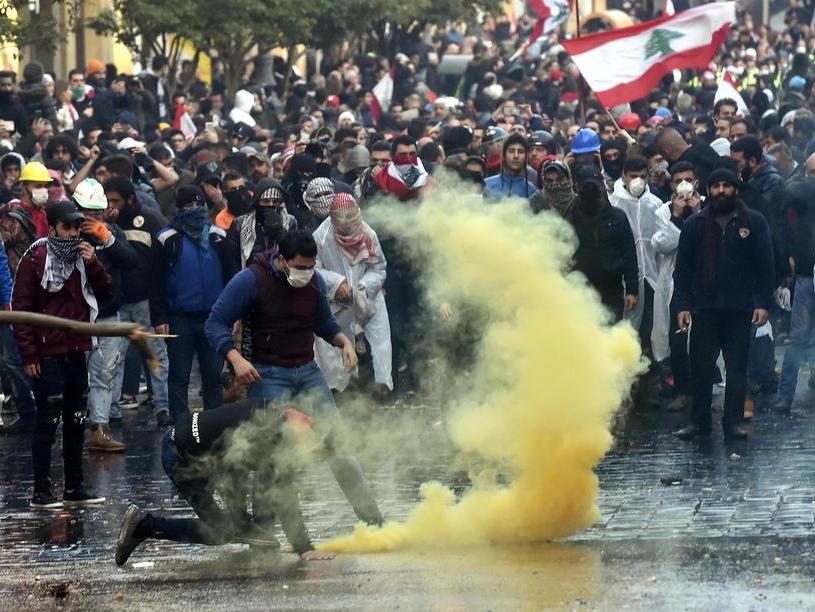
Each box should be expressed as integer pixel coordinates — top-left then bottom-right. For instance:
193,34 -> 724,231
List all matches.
31,353 -> 88,491
669,298 -> 691,395
689,310 -> 752,430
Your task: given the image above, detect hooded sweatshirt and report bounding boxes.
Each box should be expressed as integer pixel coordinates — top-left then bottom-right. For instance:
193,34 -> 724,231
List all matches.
229,90 -> 257,127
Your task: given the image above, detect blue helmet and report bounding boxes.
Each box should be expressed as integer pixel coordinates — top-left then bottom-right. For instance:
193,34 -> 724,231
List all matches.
571,128 -> 601,155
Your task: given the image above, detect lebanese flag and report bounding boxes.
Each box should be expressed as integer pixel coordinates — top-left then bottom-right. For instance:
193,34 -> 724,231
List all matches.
528,0 -> 572,43
715,71 -> 749,116
370,67 -> 394,124
563,2 -> 735,108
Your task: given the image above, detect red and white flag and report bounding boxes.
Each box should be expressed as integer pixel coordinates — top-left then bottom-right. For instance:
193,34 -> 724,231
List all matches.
664,0 -> 675,16
528,0 -> 572,43
563,2 -> 735,108
370,67 -> 394,123
715,71 -> 749,117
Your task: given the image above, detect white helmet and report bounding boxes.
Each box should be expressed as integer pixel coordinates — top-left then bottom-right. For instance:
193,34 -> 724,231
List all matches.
73,178 -> 107,210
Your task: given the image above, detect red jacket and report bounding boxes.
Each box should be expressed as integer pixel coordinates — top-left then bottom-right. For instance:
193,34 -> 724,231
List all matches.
11,243 -> 113,365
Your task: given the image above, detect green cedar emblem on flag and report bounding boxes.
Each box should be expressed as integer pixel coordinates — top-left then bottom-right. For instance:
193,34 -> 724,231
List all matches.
644,29 -> 685,60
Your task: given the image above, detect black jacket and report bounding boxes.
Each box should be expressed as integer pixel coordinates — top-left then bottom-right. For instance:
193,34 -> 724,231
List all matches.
741,162 -> 787,281
92,223 -> 140,319
0,98 -> 29,136
571,202 -> 639,295
781,179 -> 815,278
676,143 -> 720,191
674,203 -> 774,313
115,203 -> 169,325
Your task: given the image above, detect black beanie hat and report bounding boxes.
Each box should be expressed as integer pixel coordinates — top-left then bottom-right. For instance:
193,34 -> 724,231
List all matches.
707,167 -> 741,189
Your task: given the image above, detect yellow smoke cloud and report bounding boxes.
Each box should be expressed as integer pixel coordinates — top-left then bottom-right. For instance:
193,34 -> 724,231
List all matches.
319,176 -> 643,553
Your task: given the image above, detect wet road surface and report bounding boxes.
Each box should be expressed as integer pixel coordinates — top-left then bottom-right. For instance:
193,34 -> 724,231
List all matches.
1,368 -> 814,609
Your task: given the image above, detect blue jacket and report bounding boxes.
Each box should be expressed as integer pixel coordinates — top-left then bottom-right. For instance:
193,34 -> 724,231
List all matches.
157,226 -> 225,315
205,251 -> 340,360
0,240 -> 12,305
484,172 -> 537,200
674,203 -> 774,313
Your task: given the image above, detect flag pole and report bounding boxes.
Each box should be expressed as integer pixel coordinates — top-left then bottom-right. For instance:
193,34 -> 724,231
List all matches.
575,0 -> 586,126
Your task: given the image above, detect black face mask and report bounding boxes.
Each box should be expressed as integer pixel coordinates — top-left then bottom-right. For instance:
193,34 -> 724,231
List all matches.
603,158 -> 625,180
259,207 -> 285,241
0,91 -> 12,104
226,187 -> 252,216
577,186 -> 604,214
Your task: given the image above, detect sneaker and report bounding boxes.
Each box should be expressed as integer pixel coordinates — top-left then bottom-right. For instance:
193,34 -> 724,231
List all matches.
88,424 -> 126,453
115,504 -> 151,566
156,410 -> 173,428
31,489 -> 63,510
63,488 -> 106,507
119,395 -> 139,410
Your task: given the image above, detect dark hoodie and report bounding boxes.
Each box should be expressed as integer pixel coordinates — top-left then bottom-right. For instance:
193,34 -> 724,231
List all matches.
281,154 -> 317,228
17,61 -> 57,129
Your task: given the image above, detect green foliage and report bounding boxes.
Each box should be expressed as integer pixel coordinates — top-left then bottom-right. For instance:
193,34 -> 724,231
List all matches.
88,0 -> 503,93
0,0 -> 74,55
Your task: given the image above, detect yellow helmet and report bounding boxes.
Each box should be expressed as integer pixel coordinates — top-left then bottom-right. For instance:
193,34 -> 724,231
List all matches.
19,161 -> 51,183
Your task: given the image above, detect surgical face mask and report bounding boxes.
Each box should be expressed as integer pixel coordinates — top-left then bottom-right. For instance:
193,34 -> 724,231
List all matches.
627,177 -> 646,198
676,180 -> 694,198
284,261 -> 314,288
30,187 -> 49,206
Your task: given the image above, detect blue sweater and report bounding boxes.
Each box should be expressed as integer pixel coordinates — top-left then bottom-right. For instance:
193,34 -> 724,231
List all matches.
484,173 -> 537,200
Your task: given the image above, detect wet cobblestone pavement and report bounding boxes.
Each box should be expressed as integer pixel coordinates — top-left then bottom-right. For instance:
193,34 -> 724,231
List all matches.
1,368 -> 814,609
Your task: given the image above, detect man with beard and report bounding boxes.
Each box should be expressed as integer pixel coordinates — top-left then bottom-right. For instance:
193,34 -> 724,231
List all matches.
774,154 -> 815,413
103,176 -> 171,427
247,151 -> 272,184
0,71 -> 29,136
673,167 -> 774,440
655,128 -> 720,193
570,164 -> 639,322
529,160 -> 575,217
601,139 -> 627,194
731,136 -> 785,395
651,162 -> 703,411
372,136 -> 430,202
157,186 -> 227,422
483,133 -> 537,200
223,178 -> 295,280
13,202 -> 113,508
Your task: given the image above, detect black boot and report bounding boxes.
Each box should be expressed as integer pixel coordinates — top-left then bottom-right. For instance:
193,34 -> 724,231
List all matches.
672,424 -> 711,441
115,504 -> 152,566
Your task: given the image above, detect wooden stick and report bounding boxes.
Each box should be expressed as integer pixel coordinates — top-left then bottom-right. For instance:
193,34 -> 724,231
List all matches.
0,311 -> 176,374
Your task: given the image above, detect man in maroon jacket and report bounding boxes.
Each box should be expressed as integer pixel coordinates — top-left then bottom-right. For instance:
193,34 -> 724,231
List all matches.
12,201 -> 114,509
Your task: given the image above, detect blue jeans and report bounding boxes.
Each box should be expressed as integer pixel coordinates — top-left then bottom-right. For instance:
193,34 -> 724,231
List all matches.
112,300 -> 169,414
248,361 -> 337,417
0,323 -> 34,420
248,360 -> 383,526
87,316 -> 127,424
166,313 -> 224,421
779,275 -> 815,402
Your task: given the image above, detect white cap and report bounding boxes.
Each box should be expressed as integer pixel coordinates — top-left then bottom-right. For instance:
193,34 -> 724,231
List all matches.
118,137 -> 146,151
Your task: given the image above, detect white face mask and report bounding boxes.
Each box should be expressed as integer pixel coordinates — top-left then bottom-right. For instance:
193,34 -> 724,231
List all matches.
30,187 -> 49,206
676,180 -> 694,198
285,263 -> 314,288
627,177 -> 646,198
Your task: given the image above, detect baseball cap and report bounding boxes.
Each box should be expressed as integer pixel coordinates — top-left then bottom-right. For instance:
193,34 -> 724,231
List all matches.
177,185 -> 206,207
47,201 -> 85,226
195,161 -> 223,186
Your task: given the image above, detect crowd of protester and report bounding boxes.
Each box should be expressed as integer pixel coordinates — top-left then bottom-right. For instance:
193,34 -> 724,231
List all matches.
0,4 -> 812,528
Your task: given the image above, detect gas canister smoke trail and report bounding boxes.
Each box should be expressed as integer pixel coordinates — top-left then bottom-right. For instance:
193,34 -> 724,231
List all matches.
320,177 -> 643,552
